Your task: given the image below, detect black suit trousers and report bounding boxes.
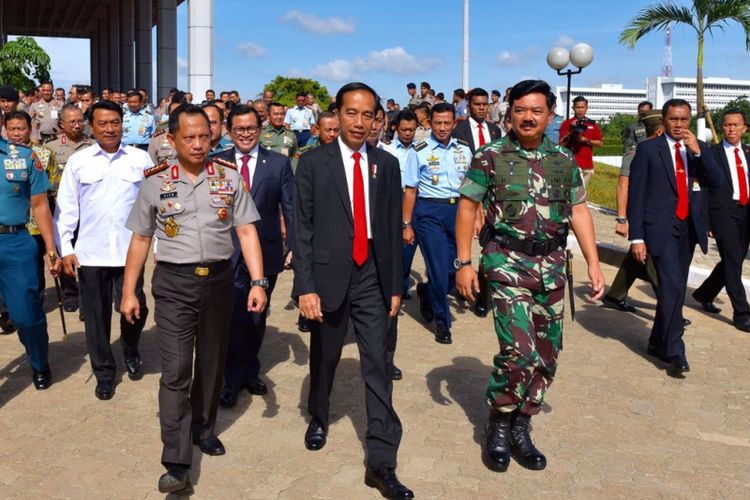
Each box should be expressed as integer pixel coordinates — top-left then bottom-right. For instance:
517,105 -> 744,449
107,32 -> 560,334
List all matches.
224,264 -> 278,389
78,266 -> 147,382
307,254 -> 402,468
650,218 -> 696,360
694,204 -> 750,320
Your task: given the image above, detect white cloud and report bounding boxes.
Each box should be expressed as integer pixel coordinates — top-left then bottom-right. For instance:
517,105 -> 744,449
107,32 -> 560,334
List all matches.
311,46 -> 440,82
279,10 -> 355,35
497,51 -> 518,66
554,34 -> 575,48
496,47 -> 538,68
177,57 -> 188,70
236,42 -> 268,58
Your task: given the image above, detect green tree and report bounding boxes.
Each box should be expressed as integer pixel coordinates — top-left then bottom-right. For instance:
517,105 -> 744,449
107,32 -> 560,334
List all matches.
619,0 -> 750,138
599,113 -> 640,140
707,97 -> 750,142
0,36 -> 51,91
263,76 -> 330,108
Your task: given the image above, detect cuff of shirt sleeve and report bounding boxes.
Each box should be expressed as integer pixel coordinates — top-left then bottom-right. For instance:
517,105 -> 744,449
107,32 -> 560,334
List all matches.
629,239 -> 644,244
61,240 -> 75,257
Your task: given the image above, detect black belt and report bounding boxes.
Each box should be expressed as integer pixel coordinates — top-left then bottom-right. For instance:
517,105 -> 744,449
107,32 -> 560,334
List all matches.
0,224 -> 26,234
494,232 -> 567,257
158,259 -> 230,277
419,197 -> 459,205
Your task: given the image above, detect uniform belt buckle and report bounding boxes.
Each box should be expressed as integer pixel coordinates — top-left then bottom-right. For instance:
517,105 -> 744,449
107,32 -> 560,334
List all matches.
194,266 -> 209,277
449,197 -> 456,205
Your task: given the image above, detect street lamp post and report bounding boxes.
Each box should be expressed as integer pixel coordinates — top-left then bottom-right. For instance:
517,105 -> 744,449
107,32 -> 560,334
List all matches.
546,43 -> 594,119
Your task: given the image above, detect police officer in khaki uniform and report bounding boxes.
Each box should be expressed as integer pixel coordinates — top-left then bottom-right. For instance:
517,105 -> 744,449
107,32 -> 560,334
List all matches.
28,81 -> 62,144
261,102 -> 298,162
121,104 -> 267,494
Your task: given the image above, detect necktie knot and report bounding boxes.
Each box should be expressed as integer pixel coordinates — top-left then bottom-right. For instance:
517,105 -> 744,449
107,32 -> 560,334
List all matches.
352,151 -> 362,163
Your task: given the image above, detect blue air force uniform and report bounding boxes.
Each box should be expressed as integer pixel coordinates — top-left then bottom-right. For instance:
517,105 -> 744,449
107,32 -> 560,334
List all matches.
0,138 -> 51,372
404,134 -> 472,329
122,108 -> 155,149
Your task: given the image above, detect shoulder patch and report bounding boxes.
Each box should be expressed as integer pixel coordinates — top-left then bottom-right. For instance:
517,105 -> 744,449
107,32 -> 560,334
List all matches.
144,161 -> 170,178
414,141 -> 428,152
455,138 -> 470,147
212,157 -> 237,170
153,129 -> 166,137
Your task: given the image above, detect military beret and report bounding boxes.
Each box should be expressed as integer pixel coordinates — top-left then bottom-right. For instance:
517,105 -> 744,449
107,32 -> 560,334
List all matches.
407,83 -> 416,89
0,85 -> 19,101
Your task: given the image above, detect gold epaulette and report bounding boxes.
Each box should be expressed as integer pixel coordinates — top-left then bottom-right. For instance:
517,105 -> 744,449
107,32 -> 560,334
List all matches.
144,160 -> 170,178
212,157 -> 237,170
455,138 -> 470,147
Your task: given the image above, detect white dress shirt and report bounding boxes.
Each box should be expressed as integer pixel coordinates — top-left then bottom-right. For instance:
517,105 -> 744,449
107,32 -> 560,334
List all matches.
55,143 -> 153,266
235,145 -> 259,187
664,134 -> 690,188
723,139 -> 748,201
469,117 -> 489,150
338,136 -> 372,238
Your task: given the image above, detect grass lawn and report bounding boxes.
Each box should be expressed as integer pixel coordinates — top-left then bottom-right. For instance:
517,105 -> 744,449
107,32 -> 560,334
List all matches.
586,162 -> 619,210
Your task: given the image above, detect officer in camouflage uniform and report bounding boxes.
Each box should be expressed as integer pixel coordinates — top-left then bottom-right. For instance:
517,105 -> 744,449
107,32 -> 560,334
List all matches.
455,80 -> 604,473
261,102 -> 298,171
622,101 -> 653,155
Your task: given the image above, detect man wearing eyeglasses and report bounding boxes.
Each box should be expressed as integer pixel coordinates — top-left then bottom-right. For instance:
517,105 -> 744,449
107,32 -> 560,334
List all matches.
211,104 -> 295,408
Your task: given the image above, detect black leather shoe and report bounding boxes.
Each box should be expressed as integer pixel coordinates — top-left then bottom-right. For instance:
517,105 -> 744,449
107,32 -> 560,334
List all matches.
484,409 -> 512,472
305,418 -> 327,451
666,357 -> 690,379
364,467 -> 414,499
298,314 -> 311,333
219,387 -> 239,408
401,291 -> 412,300
246,377 -> 268,395
63,303 -> 79,313
32,365 -> 52,390
192,434 -> 225,456
78,311 -> 85,322
734,319 -> 750,332
390,366 -> 403,381
474,304 -> 489,318
435,323 -> 452,344
124,355 -> 143,381
509,414 -> 547,470
646,344 -> 669,363
602,295 -> 637,313
95,380 -> 115,400
158,464 -> 189,493
416,283 -> 434,323
0,313 -> 17,334
692,292 -> 721,313
683,318 -> 691,327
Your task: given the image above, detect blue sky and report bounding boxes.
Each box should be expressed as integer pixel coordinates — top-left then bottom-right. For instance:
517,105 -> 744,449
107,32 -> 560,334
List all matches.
13,0 -> 750,104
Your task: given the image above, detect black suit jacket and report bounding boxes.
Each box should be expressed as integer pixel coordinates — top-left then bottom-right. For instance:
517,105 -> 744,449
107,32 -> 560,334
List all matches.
213,146 -> 294,276
706,142 -> 750,239
452,119 -> 501,153
292,141 -> 402,311
628,135 -> 725,256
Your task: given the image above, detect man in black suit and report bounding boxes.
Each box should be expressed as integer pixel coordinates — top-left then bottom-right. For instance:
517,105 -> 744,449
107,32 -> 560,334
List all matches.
212,104 -> 294,407
628,98 -> 724,378
452,87 -> 502,318
693,110 -> 750,332
294,82 -> 413,499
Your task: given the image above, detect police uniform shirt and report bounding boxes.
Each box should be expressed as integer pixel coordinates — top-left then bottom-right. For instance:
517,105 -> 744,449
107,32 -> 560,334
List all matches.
55,143 -> 152,266
126,160 -> 260,264
405,135 -> 473,199
0,139 -> 49,225
284,106 -> 314,132
29,99 -> 62,137
148,129 -> 177,165
46,135 -> 93,173
122,108 -> 155,145
384,141 -> 419,189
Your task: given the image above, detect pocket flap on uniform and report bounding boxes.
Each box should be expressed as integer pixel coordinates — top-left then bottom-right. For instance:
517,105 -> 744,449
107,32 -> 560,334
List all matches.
79,167 -> 104,185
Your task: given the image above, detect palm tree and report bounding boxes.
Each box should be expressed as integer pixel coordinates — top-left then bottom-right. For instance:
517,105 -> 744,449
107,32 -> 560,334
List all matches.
619,0 -> 750,138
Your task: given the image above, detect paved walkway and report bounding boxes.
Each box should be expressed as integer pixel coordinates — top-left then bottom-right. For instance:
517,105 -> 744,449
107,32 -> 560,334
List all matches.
1,214 -> 749,498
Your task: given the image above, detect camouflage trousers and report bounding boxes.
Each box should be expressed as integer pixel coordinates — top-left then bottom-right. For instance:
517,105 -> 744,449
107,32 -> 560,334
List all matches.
486,282 -> 564,416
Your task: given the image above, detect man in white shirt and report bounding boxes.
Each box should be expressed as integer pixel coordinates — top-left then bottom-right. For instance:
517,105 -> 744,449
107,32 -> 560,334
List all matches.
55,100 -> 153,400
284,92 -> 315,148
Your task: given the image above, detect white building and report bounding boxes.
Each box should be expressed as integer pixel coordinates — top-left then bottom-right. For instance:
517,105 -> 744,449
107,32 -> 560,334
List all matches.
647,76 -> 750,112
555,84 -> 648,121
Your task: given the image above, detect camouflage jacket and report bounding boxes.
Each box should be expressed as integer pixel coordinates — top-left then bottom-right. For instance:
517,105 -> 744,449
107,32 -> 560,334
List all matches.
459,132 -> 586,289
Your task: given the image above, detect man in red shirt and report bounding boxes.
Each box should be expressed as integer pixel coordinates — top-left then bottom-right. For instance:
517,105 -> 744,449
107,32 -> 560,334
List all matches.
559,96 -> 603,187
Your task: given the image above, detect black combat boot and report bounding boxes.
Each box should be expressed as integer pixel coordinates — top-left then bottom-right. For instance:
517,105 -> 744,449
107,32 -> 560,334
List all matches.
509,412 -> 547,470
483,409 -> 512,472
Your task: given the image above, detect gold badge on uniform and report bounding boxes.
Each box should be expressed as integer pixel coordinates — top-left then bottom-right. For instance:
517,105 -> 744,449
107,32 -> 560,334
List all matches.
12,184 -> 20,193
217,208 -> 228,220
164,216 -> 179,237
431,174 -> 440,185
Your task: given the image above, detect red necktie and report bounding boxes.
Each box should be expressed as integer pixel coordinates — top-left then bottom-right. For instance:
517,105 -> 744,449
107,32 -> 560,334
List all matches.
351,152 -> 368,265
735,147 -> 748,206
240,154 -> 251,191
477,122 -> 486,147
674,143 -> 689,220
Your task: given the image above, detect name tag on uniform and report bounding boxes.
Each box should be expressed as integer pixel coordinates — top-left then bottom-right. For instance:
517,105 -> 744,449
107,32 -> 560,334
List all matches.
208,179 -> 234,194
160,191 -> 178,199
51,109 -> 59,120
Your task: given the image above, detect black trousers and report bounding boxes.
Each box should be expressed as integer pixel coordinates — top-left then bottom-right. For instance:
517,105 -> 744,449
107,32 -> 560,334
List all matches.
78,266 -> 147,382
650,219 -> 696,361
33,234 -> 79,306
308,254 -> 402,468
694,204 -> 750,321
224,264 -> 278,390
607,253 -> 659,301
152,261 -> 233,467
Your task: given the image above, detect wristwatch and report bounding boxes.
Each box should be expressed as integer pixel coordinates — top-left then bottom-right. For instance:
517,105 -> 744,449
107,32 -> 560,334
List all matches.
250,278 -> 269,289
615,217 -> 628,224
453,258 -> 472,270
402,220 -> 412,229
